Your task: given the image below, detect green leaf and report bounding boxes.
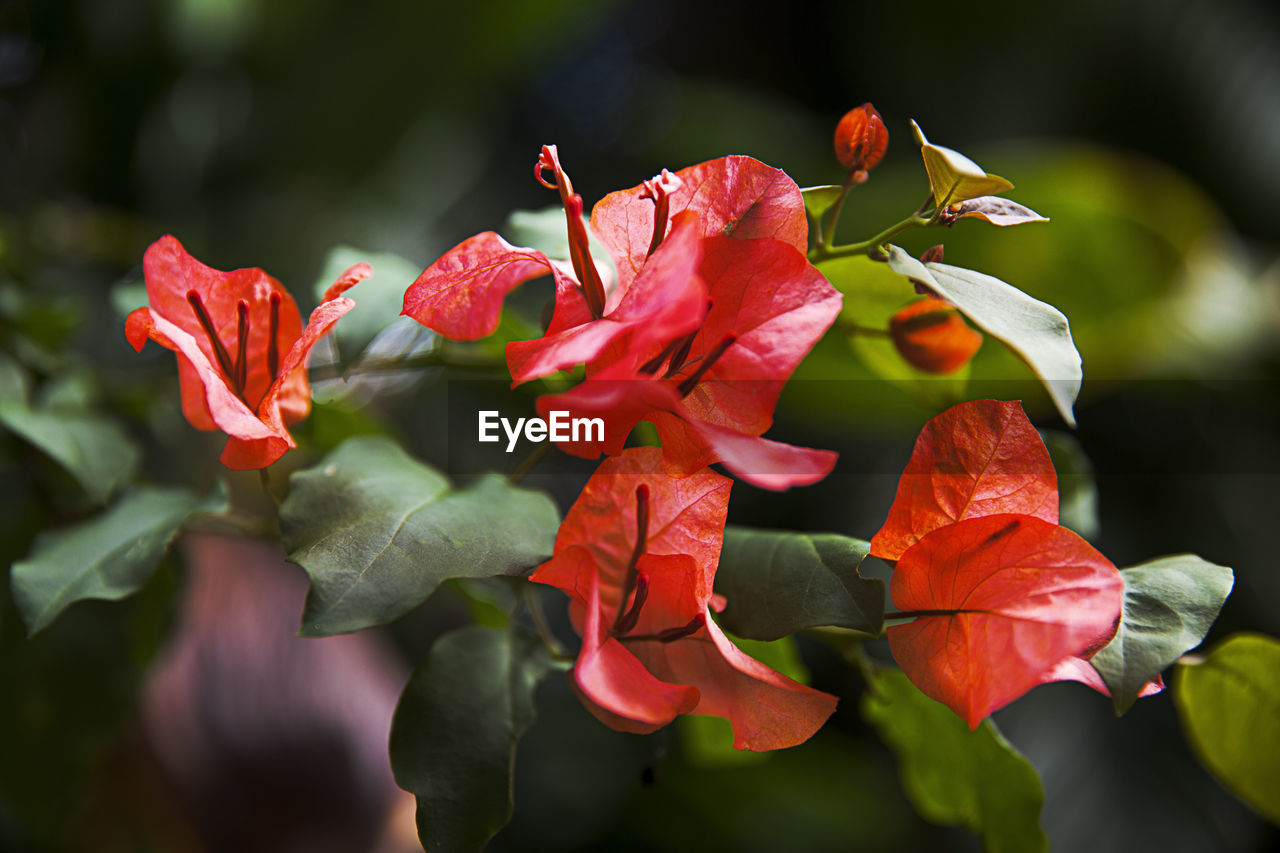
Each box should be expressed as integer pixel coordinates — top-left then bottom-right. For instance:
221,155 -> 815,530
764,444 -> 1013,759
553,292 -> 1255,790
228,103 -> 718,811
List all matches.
715,526 -> 883,640
886,245 -> 1081,426
1174,632 -> 1280,826
10,484 -> 224,634
911,119 -> 1014,206
389,626 -> 550,853
0,372 -> 140,505
1040,430 -> 1100,540
801,184 -> 844,229
1091,555 -> 1233,713
0,351 -> 27,402
863,668 -> 1047,853
281,435 -> 560,636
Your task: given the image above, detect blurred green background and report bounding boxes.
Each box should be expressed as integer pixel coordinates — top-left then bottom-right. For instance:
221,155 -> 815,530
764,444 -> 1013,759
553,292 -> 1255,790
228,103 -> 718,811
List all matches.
2,0 -> 1279,850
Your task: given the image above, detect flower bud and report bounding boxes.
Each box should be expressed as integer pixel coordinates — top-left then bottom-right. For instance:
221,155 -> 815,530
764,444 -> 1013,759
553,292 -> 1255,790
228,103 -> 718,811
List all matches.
890,298 -> 982,374
834,103 -> 888,181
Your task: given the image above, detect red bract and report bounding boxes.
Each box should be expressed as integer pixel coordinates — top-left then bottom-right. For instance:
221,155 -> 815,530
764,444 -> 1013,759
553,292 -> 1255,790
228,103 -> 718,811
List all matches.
887,514 -> 1124,728
402,146 -> 810,386
530,448 -> 837,750
535,234 -> 841,490
126,235 -> 369,469
870,399 -> 1058,561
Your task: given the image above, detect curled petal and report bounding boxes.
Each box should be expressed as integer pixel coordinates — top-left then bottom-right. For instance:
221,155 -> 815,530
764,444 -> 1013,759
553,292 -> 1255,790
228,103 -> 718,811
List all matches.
571,559 -> 699,732
402,232 -> 554,340
633,614 -> 837,751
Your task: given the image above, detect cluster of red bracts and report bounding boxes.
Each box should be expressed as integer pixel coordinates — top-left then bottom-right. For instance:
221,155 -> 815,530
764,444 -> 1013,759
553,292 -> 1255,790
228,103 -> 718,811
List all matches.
530,448 -> 836,750
402,147 -> 845,747
125,235 -> 371,469
402,144 -> 842,491
871,399 -> 1160,729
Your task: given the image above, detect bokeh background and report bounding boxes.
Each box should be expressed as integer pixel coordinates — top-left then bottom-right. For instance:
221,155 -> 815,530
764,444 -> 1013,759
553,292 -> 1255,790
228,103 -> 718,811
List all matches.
2,0 -> 1279,850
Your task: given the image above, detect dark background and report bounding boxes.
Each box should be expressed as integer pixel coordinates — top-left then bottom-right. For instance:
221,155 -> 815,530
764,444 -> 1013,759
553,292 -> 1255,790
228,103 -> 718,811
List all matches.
2,0 -> 1279,850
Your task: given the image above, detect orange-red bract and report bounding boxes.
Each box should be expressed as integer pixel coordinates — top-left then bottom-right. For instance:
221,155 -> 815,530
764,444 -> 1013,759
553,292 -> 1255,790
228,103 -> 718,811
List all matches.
870,399 -> 1058,561
833,103 -> 888,180
401,147 -> 810,388
125,235 -> 368,469
887,514 -> 1124,728
889,297 -> 983,374
534,234 -> 841,491
530,448 -> 837,750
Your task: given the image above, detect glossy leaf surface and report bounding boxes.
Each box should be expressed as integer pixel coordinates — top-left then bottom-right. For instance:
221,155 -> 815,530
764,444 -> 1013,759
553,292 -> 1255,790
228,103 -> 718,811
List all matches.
871,399 -> 1058,562
863,668 -> 1047,853
1174,633 -> 1280,826
886,246 -> 1082,426
1090,555 -> 1233,713
887,514 -> 1123,728
389,626 -> 550,853
715,527 -> 883,640
282,436 -> 560,636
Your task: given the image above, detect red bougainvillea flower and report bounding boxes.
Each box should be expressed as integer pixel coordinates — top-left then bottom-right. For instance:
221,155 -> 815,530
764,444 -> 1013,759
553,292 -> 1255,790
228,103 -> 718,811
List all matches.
402,145 -> 811,384
889,297 -> 983,375
870,399 -> 1059,561
833,102 -> 888,182
530,447 -> 837,750
872,399 -> 1162,724
126,235 -> 369,469
886,513 -> 1124,728
533,232 -> 841,490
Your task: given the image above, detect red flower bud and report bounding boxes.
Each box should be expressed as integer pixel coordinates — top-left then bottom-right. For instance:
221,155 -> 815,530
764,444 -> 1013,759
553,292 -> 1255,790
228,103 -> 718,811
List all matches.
834,103 -> 888,180
889,297 -> 982,374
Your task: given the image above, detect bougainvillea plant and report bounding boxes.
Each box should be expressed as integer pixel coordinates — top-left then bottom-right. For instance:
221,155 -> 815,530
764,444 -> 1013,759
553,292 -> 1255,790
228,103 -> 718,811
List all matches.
7,102 -> 1267,853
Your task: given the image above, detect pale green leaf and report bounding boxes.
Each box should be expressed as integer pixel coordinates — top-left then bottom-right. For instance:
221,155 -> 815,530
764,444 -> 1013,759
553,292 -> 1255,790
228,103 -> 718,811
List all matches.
886,245 -> 1081,426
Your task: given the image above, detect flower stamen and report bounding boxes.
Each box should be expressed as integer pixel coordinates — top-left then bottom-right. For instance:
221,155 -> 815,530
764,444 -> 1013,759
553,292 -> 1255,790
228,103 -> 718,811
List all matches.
613,572 -> 649,635
612,484 -> 650,634
621,614 -> 706,643
676,333 -> 736,397
186,291 -> 237,385
234,300 -> 249,398
268,292 -> 281,381
638,169 -> 682,257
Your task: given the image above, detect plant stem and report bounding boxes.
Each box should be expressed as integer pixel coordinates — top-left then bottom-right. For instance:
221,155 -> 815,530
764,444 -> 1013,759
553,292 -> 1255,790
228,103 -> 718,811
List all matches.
508,442 -> 551,484
837,319 -> 890,338
819,173 -> 857,250
523,583 -> 568,659
259,468 -> 281,508
810,213 -> 931,263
